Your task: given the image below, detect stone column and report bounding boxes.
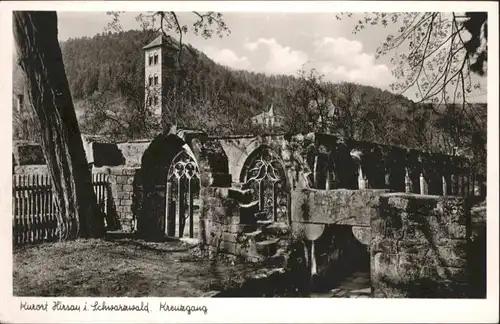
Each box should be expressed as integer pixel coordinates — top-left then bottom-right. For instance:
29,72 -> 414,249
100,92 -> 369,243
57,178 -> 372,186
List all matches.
405,167 -> 412,193
420,173 -> 428,195
107,167 -> 138,232
358,165 -> 367,189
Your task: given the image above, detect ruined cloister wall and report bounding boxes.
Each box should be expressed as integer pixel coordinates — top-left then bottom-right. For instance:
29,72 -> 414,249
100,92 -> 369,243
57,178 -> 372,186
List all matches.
288,189 -> 483,298
12,133 -> 233,237
217,135 -> 289,183
12,133 -> 486,297
214,133 -> 485,197
291,189 -> 388,228
13,134 -> 484,239
371,193 -> 471,298
91,166 -> 139,233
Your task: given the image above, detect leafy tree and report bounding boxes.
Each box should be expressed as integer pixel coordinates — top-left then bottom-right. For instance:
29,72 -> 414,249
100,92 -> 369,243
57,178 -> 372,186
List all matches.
336,12 -> 487,175
284,67 -> 414,147
337,12 -> 487,106
283,68 -> 333,135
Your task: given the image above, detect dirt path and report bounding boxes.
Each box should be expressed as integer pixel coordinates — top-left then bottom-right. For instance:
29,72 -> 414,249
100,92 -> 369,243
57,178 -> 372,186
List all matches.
13,238 -> 263,297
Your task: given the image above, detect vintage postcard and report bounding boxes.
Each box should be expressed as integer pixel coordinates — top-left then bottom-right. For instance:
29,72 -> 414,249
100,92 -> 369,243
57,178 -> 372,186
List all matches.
0,1 -> 498,323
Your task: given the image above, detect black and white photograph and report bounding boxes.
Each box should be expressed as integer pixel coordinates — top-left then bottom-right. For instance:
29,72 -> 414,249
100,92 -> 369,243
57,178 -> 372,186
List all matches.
0,1 -> 498,323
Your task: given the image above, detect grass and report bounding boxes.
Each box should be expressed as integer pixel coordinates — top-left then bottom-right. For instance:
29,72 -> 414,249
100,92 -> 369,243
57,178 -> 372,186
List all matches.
13,238 -> 265,297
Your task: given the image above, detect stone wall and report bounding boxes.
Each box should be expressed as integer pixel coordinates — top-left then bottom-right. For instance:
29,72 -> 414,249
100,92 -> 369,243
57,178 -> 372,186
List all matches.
201,186 -> 292,263
215,133 -> 480,196
469,202 -> 486,297
13,165 -> 49,175
13,141 -> 45,166
291,189 -> 389,227
289,189 -> 387,292
216,135 -> 288,184
99,166 -> 139,232
116,141 -> 151,167
201,187 -> 258,257
202,187 -> 242,249
371,193 -> 470,298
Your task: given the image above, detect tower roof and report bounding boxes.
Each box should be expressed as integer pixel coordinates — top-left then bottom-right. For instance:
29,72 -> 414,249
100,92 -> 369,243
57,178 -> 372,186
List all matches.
142,34 -> 179,50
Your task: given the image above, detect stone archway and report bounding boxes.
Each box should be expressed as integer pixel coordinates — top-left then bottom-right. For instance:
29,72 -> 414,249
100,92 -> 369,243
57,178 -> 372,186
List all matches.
239,145 -> 290,223
136,130 -> 230,241
136,133 -> 187,240
165,149 -> 201,238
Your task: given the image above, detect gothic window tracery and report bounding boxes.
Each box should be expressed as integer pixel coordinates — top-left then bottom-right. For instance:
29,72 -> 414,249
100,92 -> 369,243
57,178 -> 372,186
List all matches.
241,147 -> 289,223
165,150 -> 200,238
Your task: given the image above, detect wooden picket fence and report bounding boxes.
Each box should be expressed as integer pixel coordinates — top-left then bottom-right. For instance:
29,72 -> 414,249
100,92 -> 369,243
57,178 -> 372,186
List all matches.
12,173 -> 110,246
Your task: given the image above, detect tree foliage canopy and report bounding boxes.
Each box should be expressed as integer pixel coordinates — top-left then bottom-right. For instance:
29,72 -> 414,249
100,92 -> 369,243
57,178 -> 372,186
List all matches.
336,12 -> 487,107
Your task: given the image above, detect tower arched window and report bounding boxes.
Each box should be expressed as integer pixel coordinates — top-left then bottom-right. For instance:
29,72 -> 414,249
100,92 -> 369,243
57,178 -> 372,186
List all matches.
154,54 -> 159,65
153,95 -> 158,106
148,75 -> 153,86
148,55 -> 153,66
154,74 -> 159,85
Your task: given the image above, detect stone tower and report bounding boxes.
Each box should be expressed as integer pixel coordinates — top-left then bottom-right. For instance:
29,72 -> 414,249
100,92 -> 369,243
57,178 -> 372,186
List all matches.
143,34 -> 178,124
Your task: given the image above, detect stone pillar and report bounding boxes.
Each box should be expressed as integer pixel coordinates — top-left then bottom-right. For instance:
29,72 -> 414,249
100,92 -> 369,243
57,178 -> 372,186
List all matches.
287,167 -> 296,190
325,169 -> 331,190
419,173 -> 428,195
405,167 -> 412,193
358,165 -> 367,189
371,194 -> 470,298
442,176 -> 448,196
312,156 -> 318,188
107,167 -> 138,232
384,169 -> 391,188
177,177 -> 185,237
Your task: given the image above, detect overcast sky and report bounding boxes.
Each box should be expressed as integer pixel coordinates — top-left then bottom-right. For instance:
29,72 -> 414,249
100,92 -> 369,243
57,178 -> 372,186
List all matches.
56,11 -> 487,102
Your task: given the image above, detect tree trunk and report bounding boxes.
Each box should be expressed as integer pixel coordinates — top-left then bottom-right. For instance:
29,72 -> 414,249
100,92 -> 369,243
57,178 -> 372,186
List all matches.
13,11 -> 105,239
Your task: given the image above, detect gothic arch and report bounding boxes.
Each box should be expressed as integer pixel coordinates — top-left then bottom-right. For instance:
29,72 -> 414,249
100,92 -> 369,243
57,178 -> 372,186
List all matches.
136,133 -> 194,240
239,145 -> 290,223
165,149 -> 201,239
136,131 -> 230,240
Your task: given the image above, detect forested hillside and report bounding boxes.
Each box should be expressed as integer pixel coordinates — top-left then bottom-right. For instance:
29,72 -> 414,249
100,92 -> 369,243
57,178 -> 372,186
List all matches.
57,30 -> 415,133
12,29 -> 486,173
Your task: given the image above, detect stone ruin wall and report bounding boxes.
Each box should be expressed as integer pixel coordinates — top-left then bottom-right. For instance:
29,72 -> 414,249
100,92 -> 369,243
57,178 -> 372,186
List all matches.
13,138 -> 150,233
371,193 -> 472,298
289,189 -> 486,298
12,132 -> 487,297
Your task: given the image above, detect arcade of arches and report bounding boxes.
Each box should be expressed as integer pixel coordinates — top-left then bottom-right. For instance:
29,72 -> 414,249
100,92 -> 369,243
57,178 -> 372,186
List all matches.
14,128 -> 484,298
